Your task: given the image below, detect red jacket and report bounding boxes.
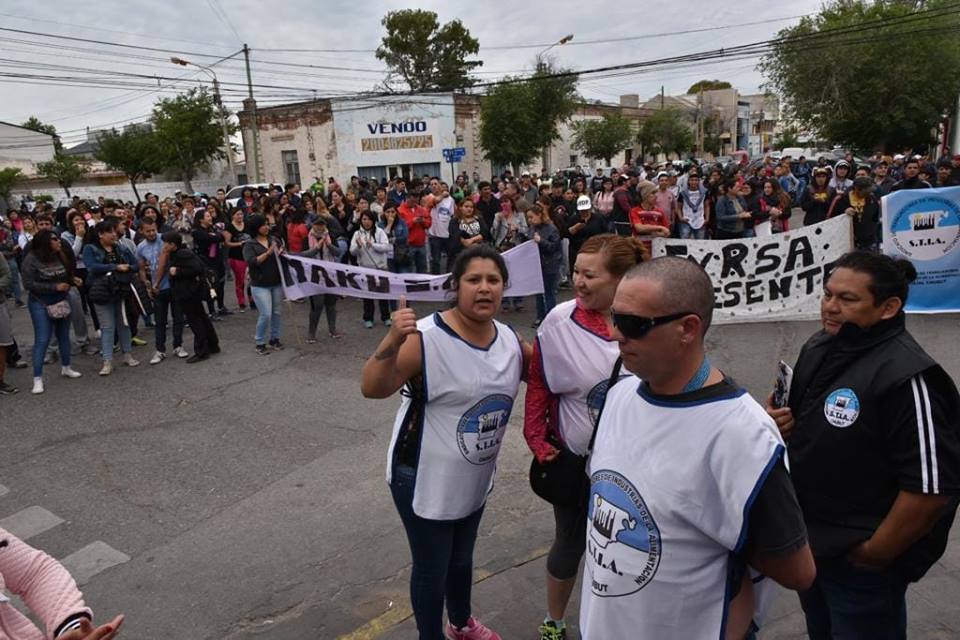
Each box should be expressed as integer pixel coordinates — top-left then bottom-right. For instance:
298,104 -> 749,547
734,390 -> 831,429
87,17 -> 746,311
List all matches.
523,301 -> 612,462
398,202 -> 431,248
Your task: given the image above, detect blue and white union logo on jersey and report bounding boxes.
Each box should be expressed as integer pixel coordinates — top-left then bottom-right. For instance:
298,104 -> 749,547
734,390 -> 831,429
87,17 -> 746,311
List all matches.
824,388 -> 860,428
586,375 -> 630,424
586,469 -> 661,598
456,394 -> 513,465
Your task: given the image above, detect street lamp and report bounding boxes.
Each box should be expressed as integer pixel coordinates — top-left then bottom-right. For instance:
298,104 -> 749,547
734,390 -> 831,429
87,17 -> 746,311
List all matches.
536,34 -> 574,71
170,56 -> 236,183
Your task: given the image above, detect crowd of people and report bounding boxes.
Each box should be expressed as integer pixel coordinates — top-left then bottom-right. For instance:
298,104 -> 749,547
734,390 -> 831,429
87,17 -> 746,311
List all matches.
1,149 -> 959,638
3,150 -> 959,397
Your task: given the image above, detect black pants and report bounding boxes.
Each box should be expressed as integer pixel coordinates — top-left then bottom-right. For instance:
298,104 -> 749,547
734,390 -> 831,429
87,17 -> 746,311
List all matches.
180,296 -> 219,356
308,294 -> 338,337
203,261 -> 226,314
154,288 -> 185,352
363,298 -> 391,323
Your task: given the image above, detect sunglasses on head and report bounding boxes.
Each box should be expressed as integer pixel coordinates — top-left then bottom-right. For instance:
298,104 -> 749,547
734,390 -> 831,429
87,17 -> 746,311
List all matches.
611,311 -> 700,340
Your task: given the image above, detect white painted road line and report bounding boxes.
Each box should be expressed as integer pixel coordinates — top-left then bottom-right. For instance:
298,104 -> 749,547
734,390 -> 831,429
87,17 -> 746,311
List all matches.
60,541 -> 131,586
0,485 -> 8,497
0,506 -> 64,541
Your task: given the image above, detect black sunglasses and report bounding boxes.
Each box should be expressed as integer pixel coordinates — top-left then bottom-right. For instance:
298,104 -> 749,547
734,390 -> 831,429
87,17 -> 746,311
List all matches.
611,311 -> 699,340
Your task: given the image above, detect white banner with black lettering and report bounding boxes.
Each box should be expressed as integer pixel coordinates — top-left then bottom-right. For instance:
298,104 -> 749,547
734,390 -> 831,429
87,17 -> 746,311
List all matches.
278,240 -> 545,301
652,216 -> 853,324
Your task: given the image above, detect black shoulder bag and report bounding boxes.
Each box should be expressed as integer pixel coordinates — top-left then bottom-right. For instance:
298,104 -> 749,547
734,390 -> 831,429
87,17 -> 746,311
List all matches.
529,357 -> 623,506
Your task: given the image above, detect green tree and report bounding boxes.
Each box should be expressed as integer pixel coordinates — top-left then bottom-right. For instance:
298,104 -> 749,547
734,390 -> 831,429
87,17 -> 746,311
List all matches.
760,0 -> 960,151
774,126 -> 802,150
638,108 -> 694,158
21,116 -> 62,151
95,125 -> 165,203
0,167 -> 23,208
152,88 -> 231,193
479,63 -> 579,173
37,153 -> 86,197
375,9 -> 482,91
571,113 -> 635,165
686,79 -> 732,94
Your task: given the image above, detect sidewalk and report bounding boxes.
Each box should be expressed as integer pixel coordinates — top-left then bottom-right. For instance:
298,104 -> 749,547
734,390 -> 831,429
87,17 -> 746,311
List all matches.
387,510 -> 960,639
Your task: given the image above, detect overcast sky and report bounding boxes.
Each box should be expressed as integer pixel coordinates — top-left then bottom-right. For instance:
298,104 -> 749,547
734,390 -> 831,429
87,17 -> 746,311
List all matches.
0,0 -> 824,150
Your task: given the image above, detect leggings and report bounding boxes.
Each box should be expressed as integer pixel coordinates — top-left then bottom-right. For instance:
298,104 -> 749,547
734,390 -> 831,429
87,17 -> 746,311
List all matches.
308,294 -> 337,337
228,258 -> 248,306
547,485 -> 589,580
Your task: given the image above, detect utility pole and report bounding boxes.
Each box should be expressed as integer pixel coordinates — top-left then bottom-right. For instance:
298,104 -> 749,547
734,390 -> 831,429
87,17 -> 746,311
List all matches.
243,44 -> 262,182
660,85 -> 665,110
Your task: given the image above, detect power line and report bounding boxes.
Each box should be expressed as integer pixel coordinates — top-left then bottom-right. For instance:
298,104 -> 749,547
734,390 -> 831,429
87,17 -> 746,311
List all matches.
205,0 -> 243,43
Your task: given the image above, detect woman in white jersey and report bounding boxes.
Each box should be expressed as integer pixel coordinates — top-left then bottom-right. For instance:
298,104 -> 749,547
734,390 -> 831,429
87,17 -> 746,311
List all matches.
361,244 -> 531,640
524,233 -> 647,640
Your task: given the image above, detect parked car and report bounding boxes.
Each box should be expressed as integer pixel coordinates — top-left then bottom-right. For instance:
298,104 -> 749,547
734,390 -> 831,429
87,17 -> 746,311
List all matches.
225,183 -> 272,209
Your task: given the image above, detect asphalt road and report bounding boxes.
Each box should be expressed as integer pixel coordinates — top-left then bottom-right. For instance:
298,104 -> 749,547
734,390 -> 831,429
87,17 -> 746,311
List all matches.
1,291 -> 958,640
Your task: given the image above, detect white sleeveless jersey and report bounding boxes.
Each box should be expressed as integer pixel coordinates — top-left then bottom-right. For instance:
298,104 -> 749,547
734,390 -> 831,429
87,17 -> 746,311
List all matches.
386,312 -> 524,520
580,376 -> 785,640
537,300 -> 622,455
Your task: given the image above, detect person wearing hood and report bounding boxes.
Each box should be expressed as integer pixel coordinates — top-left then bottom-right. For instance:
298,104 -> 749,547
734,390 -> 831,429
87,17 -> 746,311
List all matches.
829,161 -> 854,195
162,231 -> 219,363
827,177 -> 881,251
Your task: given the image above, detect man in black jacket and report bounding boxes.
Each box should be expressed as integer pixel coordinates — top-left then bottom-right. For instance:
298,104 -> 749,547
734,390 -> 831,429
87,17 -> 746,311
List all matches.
767,251 -> 960,640
162,231 -> 219,363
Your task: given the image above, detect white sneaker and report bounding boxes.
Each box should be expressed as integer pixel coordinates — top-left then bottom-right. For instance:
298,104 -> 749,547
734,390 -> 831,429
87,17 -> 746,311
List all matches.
149,351 -> 166,365
124,353 -> 140,367
99,361 -> 113,376
61,366 -> 82,379
31,378 -> 44,394
95,329 -> 102,339
174,346 -> 189,359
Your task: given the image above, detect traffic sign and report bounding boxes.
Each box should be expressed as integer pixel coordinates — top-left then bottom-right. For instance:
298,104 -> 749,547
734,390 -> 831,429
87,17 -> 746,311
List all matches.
442,146 -> 466,161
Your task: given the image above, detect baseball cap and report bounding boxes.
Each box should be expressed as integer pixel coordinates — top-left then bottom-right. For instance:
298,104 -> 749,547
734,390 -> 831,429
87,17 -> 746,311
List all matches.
576,195 -> 592,211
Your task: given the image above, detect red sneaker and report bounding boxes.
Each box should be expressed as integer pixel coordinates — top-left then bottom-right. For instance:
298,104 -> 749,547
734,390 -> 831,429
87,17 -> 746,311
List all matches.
445,617 -> 502,640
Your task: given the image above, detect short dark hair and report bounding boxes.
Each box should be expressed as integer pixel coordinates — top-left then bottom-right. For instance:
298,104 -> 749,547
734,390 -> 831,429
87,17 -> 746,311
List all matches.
35,213 -> 54,225
831,251 -> 917,306
161,231 -> 183,248
904,158 -> 920,169
449,244 -> 509,294
477,181 -> 491,191
624,256 -> 715,335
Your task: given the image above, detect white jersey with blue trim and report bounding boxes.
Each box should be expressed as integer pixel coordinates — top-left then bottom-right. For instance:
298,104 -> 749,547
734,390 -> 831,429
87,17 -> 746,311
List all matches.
537,299 -> 622,455
580,375 -> 785,640
385,312 -> 524,521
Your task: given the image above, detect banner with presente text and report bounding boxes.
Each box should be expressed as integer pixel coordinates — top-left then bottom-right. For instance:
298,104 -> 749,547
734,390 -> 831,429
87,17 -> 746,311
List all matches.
652,216 -> 853,324
881,186 -> 960,314
278,240 -> 545,301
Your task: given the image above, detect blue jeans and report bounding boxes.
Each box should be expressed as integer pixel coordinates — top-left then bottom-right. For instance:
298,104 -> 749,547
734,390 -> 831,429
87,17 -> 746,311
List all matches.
94,301 -> 132,361
678,222 -> 707,239
428,236 -> 448,275
409,245 -> 428,274
536,272 -> 559,321
390,464 -> 484,640
7,258 -> 22,303
250,285 -> 283,345
798,557 -> 908,640
27,297 -> 71,377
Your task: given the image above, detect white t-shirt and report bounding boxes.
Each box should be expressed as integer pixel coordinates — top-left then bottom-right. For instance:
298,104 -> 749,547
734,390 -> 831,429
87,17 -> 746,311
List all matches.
678,187 -> 708,230
429,195 -> 455,239
580,376 -> 784,639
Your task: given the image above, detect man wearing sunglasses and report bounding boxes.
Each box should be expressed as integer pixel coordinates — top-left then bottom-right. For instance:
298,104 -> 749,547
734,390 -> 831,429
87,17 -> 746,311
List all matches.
579,256 -> 815,640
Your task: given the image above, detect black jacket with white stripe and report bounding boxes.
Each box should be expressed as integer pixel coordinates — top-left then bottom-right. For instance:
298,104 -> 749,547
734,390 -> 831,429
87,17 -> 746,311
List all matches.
787,314 -> 960,581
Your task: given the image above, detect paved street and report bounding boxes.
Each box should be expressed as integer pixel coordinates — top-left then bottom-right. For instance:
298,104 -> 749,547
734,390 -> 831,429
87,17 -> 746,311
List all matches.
1,292 -> 958,639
